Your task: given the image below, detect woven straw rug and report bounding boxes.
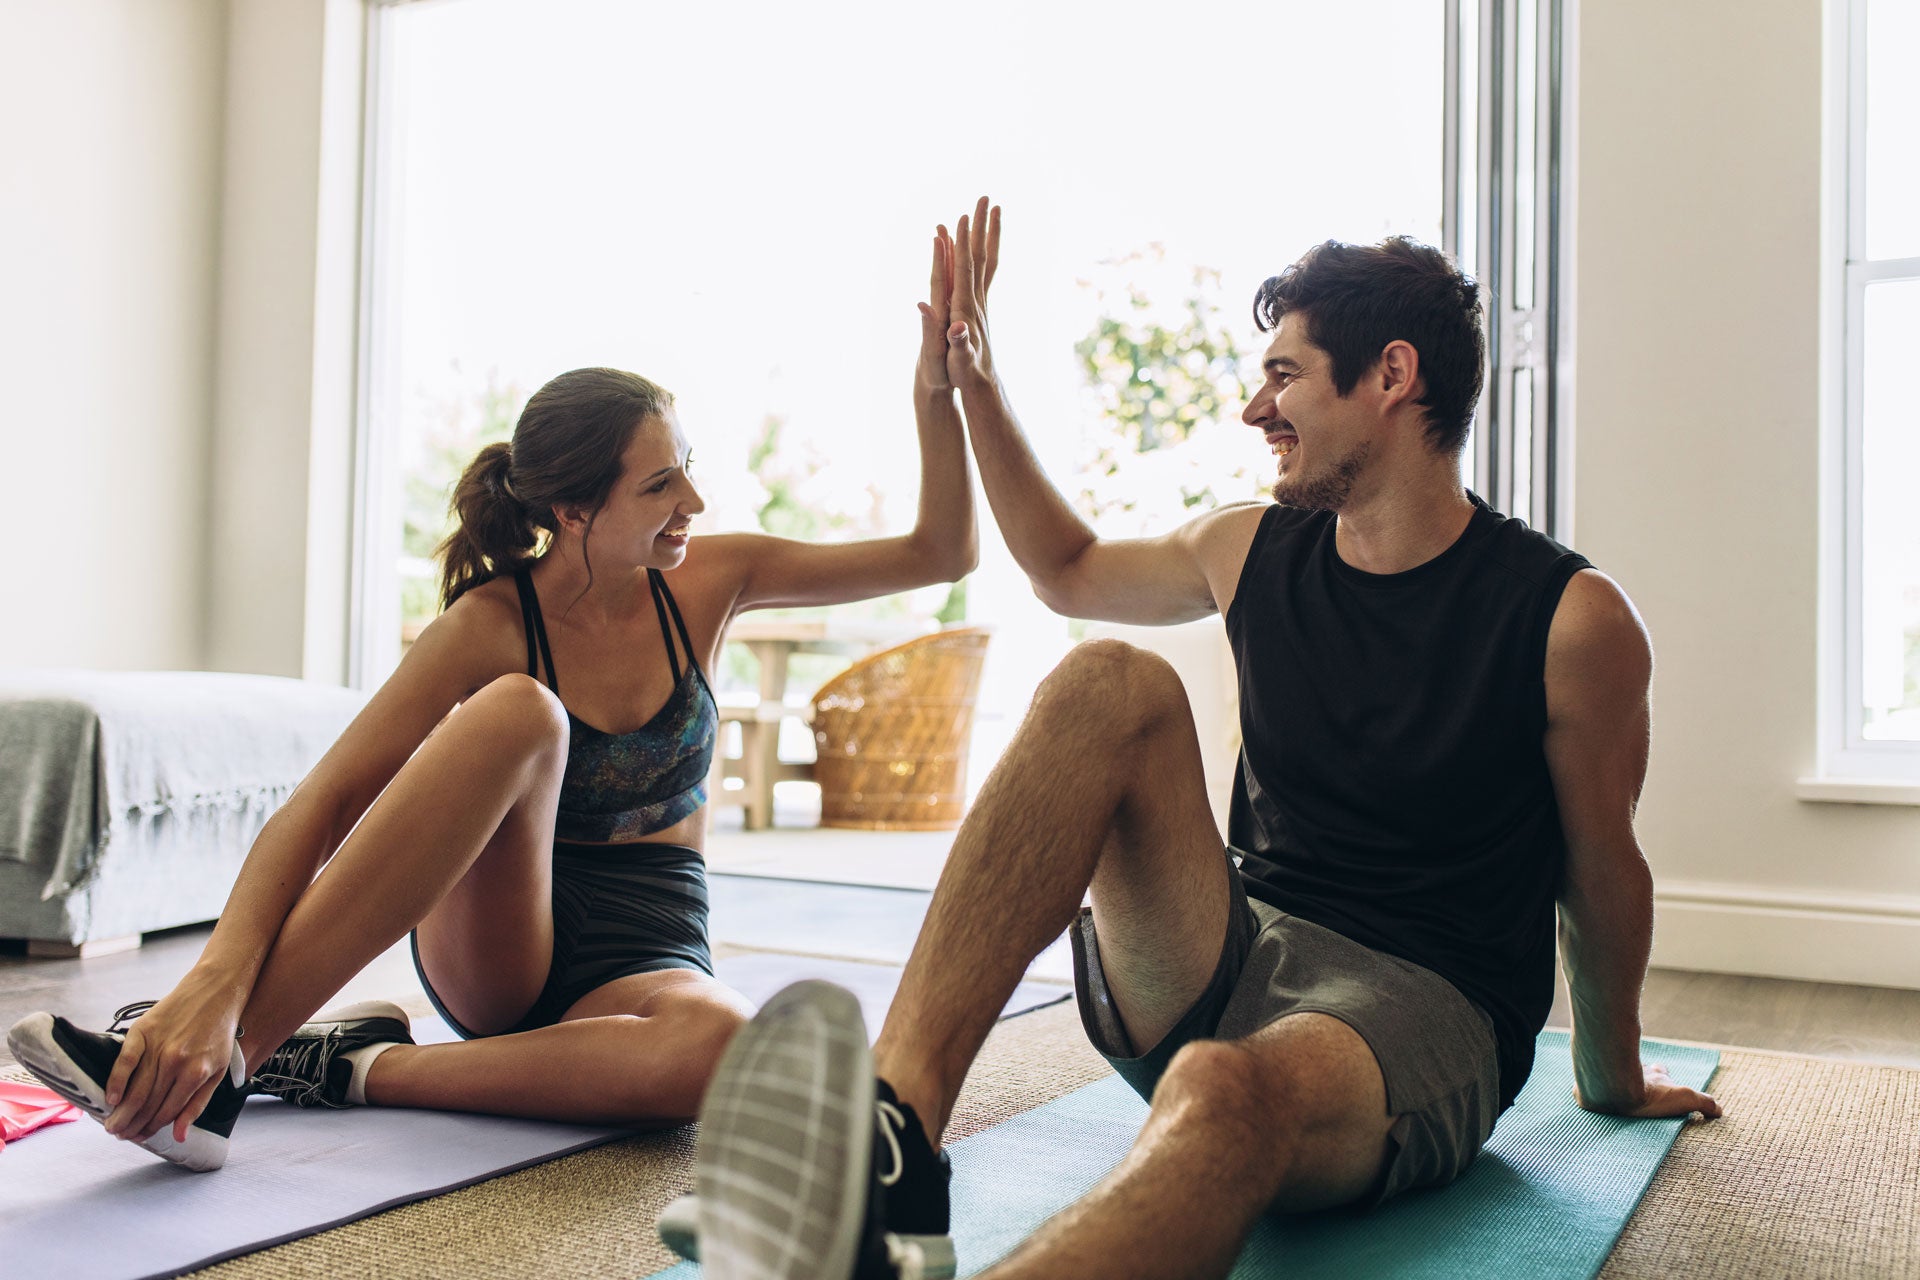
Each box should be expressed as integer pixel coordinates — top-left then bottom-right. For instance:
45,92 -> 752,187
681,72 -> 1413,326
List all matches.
6,1003 -> 1915,1279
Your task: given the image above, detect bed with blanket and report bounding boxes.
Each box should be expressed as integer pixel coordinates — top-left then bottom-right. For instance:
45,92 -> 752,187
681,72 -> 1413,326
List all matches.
0,670 -> 365,953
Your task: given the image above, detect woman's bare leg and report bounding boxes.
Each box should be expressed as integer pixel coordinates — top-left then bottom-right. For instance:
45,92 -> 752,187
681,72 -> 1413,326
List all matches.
363,969 -> 753,1124
234,674 -> 569,1071
227,672 -> 748,1126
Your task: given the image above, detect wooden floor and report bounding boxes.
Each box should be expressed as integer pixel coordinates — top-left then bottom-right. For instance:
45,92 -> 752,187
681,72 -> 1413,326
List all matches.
6,903 -> 1920,1072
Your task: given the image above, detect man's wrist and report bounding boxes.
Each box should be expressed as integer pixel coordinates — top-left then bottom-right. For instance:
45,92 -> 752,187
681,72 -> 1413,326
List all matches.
953,367 -> 1002,403
1573,1056 -> 1648,1113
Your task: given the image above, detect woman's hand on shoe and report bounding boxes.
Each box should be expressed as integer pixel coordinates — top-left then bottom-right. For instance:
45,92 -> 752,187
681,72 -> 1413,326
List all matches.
105,980 -> 245,1145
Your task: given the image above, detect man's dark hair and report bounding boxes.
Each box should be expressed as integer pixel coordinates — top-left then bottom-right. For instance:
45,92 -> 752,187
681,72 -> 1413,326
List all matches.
1252,237 -> 1486,456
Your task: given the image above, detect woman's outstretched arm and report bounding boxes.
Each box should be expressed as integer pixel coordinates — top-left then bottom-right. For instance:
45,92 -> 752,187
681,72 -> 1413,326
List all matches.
692,226 -> 977,614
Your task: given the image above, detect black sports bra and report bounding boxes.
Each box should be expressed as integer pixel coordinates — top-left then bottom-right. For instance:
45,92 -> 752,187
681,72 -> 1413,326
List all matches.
514,569 -> 719,842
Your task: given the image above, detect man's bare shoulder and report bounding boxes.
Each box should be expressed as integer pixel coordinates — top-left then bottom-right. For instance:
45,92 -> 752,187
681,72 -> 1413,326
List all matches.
1545,569 -> 1652,719
1177,501 -> 1273,614
1549,569 -> 1649,652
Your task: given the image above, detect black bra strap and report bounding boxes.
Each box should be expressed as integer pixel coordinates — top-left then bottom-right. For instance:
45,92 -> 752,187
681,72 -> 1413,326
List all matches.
513,569 -> 560,695
648,569 -> 701,682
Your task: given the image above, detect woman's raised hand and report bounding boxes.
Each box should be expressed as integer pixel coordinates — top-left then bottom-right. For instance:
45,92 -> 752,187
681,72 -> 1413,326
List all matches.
945,196 -> 1001,389
915,225 -> 957,396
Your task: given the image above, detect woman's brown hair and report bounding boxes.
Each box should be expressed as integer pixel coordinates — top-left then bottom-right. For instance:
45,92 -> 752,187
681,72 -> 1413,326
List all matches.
438,367 -> 674,610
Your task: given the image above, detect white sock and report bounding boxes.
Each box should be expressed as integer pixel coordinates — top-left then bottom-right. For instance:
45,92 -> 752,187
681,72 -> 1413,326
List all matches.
341,1040 -> 403,1106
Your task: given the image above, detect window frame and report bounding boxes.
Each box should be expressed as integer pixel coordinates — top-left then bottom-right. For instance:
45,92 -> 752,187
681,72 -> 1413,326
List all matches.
1811,0 -> 1920,789
347,0 -> 411,690
1444,0 -> 1574,542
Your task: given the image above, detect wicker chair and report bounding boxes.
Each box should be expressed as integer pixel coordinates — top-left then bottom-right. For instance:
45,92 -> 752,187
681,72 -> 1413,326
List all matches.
807,627 -> 992,830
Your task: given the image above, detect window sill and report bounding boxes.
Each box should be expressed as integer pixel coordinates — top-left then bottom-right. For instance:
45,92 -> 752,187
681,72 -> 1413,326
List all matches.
1795,777 -> 1920,807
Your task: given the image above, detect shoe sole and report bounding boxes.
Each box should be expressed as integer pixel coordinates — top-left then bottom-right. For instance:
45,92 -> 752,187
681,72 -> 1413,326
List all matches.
693,980 -> 876,1280
6,1013 -> 227,1172
297,999 -> 412,1033
660,1192 -> 956,1279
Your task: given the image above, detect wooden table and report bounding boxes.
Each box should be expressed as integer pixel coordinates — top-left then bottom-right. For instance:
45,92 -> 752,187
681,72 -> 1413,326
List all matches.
715,617 -> 922,829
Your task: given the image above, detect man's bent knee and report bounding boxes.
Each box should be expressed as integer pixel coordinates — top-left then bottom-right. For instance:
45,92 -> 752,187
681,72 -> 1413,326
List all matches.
1153,1031 -> 1393,1212
1033,640 -> 1191,736
1158,1039 -> 1290,1139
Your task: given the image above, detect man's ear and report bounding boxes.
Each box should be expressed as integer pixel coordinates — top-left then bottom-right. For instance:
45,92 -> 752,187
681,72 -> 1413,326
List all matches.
1377,340 -> 1423,411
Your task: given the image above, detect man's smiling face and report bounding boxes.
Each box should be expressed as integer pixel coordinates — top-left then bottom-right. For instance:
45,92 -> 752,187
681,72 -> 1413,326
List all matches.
1242,313 -> 1375,512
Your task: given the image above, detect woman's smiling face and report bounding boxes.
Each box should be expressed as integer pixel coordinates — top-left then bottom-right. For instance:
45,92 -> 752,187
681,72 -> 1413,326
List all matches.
587,409 -> 705,570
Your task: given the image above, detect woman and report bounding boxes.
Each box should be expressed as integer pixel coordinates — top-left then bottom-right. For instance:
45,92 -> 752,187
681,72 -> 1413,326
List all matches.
8,226 -> 974,1171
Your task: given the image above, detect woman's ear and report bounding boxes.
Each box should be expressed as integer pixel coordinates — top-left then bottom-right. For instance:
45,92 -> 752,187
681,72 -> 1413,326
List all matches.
551,504 -> 590,537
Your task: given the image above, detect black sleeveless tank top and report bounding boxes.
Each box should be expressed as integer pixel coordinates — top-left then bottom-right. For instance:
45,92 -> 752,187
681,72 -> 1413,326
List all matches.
515,568 -> 719,843
1225,493 -> 1591,1108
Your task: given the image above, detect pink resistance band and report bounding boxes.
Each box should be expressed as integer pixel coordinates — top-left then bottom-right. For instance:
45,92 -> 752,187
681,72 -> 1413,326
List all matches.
0,1080 -> 81,1151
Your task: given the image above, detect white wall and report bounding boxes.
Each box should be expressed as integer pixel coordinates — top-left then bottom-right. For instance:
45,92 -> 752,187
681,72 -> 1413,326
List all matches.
0,0 -> 227,670
206,0 -> 362,681
1573,0 -> 1920,988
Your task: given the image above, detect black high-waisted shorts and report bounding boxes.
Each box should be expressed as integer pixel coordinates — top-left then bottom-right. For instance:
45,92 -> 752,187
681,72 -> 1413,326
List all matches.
410,839 -> 715,1039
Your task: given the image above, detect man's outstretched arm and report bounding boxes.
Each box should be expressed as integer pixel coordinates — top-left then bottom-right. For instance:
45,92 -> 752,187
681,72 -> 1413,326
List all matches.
1543,569 -> 1722,1119
943,197 -> 1251,624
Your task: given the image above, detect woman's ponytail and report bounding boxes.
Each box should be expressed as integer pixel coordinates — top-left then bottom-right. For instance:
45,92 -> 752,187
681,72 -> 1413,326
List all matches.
438,441 -> 544,609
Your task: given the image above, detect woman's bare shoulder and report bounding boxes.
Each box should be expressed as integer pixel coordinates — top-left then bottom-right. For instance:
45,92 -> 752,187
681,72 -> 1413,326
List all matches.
408,576 -> 535,693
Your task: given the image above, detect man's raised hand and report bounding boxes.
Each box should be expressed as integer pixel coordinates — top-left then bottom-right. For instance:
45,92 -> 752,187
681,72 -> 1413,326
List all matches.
946,196 -> 1001,389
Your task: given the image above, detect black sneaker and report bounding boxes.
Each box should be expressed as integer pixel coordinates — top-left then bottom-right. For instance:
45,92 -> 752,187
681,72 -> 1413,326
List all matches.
873,1079 -> 952,1237
684,980 -> 956,1280
251,1000 -> 413,1109
5,1001 -> 249,1172
656,1090 -> 951,1268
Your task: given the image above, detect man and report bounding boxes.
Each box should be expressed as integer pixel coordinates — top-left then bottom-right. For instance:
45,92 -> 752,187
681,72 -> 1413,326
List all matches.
675,200 -> 1720,1280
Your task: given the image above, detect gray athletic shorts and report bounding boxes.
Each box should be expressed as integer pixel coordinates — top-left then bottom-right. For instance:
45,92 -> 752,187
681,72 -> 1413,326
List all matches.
1069,859 -> 1500,1206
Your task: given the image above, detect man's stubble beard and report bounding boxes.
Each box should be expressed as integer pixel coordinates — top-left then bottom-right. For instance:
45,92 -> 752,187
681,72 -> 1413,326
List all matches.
1272,440 -> 1372,512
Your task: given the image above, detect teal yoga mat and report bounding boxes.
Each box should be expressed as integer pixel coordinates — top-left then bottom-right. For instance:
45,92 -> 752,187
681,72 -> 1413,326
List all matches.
648,1031 -> 1718,1279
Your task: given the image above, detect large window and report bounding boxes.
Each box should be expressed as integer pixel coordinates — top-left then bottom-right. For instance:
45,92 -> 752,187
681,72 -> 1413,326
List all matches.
1818,0 -> 1920,784
352,0 -> 1450,702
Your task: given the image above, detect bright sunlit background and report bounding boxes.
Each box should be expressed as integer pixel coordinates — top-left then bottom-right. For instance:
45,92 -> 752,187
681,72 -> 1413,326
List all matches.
364,0 -> 1446,763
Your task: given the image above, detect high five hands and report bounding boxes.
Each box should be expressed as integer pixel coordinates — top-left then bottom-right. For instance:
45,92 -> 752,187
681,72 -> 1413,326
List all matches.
916,196 -> 1001,395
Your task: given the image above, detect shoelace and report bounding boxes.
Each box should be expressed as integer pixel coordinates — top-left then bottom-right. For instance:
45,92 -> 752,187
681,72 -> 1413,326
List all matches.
875,1099 -> 908,1188
106,1000 -> 157,1034
105,1000 -> 246,1042
252,1025 -> 351,1107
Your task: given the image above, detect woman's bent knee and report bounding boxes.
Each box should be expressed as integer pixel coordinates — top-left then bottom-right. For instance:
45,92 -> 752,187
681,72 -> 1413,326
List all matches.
461,673 -> 569,754
636,998 -> 748,1121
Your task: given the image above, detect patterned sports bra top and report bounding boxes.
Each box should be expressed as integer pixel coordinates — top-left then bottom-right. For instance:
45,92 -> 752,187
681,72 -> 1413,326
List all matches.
515,568 -> 718,844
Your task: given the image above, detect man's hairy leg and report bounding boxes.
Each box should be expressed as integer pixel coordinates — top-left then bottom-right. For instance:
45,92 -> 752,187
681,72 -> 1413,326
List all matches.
983,1012 -> 1396,1280
873,639 -> 1231,1144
